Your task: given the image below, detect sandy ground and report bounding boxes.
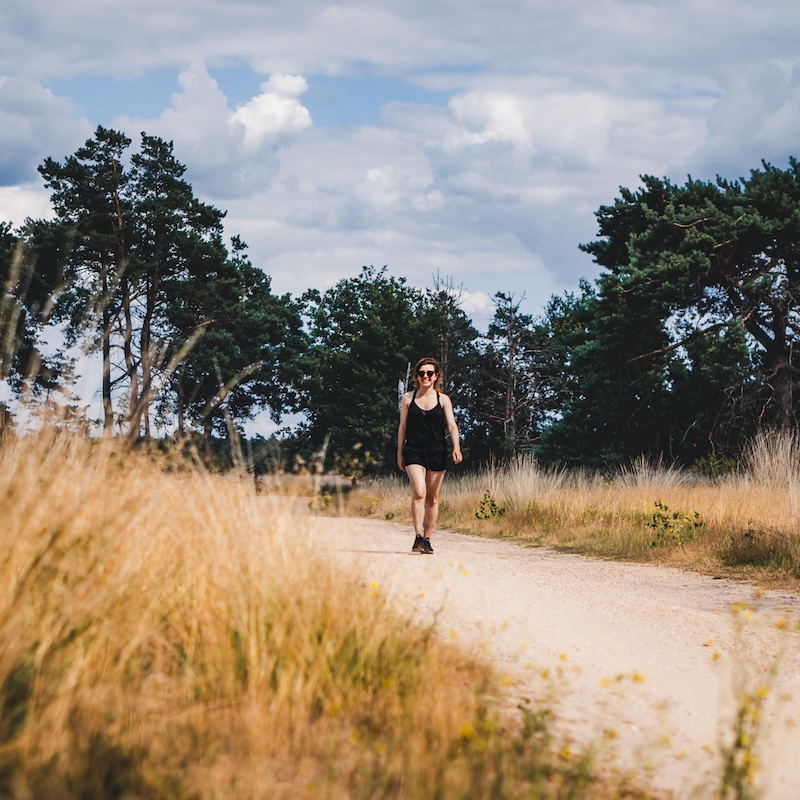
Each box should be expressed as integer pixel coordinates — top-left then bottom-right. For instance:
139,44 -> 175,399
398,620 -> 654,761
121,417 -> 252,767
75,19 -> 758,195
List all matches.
308,516 -> 800,799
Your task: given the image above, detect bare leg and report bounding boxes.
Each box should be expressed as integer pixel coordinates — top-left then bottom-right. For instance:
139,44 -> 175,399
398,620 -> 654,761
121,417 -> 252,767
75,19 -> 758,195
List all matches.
423,469 -> 446,537
405,464 -> 427,536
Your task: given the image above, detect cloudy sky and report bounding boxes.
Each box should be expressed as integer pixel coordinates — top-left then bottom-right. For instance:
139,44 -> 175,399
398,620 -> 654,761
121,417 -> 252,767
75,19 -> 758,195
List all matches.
2,0 -> 800,331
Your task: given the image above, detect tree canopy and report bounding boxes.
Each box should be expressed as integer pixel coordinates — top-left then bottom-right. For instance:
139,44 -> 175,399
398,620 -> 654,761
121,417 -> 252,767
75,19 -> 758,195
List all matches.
20,125 -> 305,445
300,266 -> 431,473
6,137 -> 800,474
538,161 -> 800,466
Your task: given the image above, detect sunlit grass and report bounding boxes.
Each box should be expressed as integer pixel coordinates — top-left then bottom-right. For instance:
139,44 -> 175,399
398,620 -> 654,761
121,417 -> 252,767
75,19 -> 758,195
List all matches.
0,428 -> 654,799
348,433 -> 800,587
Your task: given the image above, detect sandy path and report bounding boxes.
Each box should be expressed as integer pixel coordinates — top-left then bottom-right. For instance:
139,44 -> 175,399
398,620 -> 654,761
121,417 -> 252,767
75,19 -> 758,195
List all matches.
309,517 -> 800,799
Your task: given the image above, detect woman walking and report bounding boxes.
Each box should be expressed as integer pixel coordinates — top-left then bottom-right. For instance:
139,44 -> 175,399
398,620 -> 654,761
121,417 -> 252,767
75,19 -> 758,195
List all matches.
397,357 -> 462,554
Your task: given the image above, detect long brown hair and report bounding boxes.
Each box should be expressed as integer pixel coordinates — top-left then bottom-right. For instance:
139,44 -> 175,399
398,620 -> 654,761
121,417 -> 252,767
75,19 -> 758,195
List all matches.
413,357 -> 443,392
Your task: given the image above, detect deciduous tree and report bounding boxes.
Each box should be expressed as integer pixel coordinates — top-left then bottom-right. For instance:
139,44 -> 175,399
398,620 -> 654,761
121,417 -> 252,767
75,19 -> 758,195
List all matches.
301,265 -> 430,473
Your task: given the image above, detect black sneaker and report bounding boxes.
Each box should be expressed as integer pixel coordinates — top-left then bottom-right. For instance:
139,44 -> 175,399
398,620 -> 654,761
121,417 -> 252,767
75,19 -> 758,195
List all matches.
412,534 -> 425,553
421,537 -> 434,555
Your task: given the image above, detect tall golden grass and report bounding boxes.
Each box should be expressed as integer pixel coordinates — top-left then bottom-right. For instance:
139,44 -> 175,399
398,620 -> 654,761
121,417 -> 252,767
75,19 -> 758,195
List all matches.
349,432 -> 800,587
0,429 -> 646,799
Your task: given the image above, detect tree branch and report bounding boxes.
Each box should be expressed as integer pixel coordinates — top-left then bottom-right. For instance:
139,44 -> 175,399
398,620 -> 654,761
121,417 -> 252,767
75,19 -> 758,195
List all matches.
625,317 -> 744,363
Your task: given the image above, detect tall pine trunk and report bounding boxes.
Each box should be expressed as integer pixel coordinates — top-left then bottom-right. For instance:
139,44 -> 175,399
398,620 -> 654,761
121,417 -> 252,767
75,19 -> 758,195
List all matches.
101,280 -> 114,437
121,274 -> 139,438
765,305 -> 795,431
768,357 -> 794,431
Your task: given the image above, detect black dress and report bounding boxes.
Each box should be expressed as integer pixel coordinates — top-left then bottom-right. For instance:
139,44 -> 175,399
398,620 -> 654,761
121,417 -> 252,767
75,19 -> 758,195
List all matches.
403,390 -> 448,471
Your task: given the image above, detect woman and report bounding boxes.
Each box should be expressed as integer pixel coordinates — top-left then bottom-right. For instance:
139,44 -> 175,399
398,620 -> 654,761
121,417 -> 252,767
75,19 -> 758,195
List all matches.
397,357 -> 462,554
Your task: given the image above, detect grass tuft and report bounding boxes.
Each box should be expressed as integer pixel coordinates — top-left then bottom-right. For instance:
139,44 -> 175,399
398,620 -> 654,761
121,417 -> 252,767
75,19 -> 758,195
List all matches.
0,428 -> 644,798
347,435 -> 800,586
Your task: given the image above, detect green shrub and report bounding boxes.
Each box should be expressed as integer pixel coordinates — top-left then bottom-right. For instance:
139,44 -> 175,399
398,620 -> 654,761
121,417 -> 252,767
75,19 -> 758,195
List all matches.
647,500 -> 703,547
475,489 -> 505,520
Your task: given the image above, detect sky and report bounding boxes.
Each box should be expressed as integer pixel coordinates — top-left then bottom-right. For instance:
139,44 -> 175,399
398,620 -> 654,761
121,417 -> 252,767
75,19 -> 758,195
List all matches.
2,0 -> 800,337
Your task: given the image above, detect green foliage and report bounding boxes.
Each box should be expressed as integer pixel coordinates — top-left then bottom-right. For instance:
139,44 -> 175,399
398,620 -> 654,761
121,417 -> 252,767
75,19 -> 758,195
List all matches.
165,237 -> 306,442
536,159 -> 800,467
471,292 -> 546,464
0,228 -> 21,374
475,489 -> 505,520
0,225 -> 61,391
301,265 -> 433,473
421,273 -> 482,441
721,525 -> 799,570
23,126 -> 305,443
16,138 -> 800,476
647,500 -> 703,547
691,452 -> 740,479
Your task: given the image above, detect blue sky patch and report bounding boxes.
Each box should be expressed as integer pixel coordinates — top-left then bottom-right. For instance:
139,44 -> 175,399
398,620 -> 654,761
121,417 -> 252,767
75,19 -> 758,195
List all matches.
301,74 -> 451,127
48,65 -> 452,130
47,68 -> 181,126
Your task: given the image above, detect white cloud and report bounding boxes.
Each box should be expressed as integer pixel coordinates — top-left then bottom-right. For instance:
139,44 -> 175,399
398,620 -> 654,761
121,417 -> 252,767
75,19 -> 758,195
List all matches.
114,65 -> 313,197
3,0 -> 800,323
231,73 -> 312,151
691,60 -> 800,175
448,91 -> 533,152
117,66 -> 235,172
459,290 -> 495,328
0,76 -> 91,185
2,0 -> 789,89
0,185 -> 53,225
358,165 -> 408,209
200,68 -> 711,314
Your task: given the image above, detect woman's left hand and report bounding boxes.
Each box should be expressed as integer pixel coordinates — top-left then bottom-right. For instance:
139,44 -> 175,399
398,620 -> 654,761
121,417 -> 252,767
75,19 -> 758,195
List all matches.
452,448 -> 463,465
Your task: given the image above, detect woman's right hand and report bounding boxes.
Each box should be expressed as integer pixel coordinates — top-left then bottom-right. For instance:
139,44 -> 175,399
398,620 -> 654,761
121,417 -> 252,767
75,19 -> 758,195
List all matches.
397,453 -> 406,472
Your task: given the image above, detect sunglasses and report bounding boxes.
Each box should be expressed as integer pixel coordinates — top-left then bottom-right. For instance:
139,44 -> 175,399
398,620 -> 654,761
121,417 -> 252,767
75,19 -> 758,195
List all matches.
417,370 -> 436,378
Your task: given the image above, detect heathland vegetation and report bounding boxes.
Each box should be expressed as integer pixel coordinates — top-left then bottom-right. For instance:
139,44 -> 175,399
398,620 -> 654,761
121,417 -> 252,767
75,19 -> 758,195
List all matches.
2,421 -> 798,798
5,128 -> 800,478
1,428 -> 664,799
346,431 -> 800,589
4,129 -> 800,797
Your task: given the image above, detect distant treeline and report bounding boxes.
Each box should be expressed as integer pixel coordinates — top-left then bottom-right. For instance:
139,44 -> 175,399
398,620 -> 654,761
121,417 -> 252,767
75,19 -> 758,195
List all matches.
2,125 -> 800,473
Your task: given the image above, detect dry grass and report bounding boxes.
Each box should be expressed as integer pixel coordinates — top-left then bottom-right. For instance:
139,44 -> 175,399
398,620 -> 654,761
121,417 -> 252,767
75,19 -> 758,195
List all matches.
0,428 -> 655,799
348,433 -> 800,589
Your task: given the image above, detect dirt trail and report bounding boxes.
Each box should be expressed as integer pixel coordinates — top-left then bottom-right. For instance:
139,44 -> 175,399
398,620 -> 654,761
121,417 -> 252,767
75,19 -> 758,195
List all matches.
309,517 -> 800,799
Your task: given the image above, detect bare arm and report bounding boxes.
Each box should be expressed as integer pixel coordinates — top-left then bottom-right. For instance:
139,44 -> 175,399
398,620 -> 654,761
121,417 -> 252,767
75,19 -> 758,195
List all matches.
441,394 -> 463,465
397,393 -> 411,472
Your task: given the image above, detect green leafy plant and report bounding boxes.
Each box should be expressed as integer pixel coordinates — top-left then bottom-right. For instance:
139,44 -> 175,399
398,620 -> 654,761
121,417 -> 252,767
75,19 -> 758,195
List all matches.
647,500 -> 703,547
475,489 -> 505,520
691,452 -> 740,479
